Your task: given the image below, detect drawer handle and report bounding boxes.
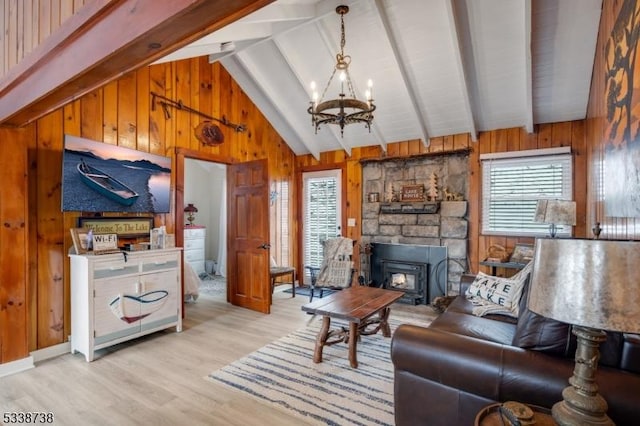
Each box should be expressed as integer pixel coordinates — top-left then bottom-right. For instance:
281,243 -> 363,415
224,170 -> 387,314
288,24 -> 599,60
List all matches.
109,266 -> 126,271
154,261 -> 168,265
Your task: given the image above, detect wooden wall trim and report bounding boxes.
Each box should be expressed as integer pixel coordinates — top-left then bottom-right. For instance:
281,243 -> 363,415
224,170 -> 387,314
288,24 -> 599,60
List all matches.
0,0 -> 273,127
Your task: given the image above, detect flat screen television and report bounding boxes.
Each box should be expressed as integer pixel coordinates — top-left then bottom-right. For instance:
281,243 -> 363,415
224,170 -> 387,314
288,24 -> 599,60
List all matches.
61,134 -> 171,213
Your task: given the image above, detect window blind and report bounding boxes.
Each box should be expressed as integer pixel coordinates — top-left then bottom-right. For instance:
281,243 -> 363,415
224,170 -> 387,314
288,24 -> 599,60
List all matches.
270,180 -> 290,266
481,151 -> 573,236
304,176 -> 339,269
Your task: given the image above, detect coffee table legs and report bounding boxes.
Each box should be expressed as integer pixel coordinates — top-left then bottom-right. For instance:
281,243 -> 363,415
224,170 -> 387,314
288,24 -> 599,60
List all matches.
313,309 -> 392,368
348,322 -> 358,368
380,307 -> 392,337
314,316 -> 331,363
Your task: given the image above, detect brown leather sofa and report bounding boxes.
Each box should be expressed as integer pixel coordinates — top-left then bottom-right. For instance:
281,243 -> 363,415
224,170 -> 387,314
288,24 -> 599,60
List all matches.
391,274 -> 640,426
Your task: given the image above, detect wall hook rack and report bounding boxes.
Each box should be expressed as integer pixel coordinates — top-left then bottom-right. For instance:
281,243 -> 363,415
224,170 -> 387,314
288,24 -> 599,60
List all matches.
150,92 -> 247,133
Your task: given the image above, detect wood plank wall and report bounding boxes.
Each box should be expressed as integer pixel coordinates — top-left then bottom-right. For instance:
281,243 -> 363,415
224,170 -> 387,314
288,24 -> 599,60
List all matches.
0,0 -> 86,78
295,123 -> 588,281
0,58 -> 296,362
586,0 -> 640,240
0,127 -> 30,363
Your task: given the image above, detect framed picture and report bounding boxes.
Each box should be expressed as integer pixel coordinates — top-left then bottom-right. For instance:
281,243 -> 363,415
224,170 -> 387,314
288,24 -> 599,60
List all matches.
164,233 -> 175,249
78,216 -> 154,237
150,228 -> 163,250
510,243 -> 534,264
70,228 -> 90,254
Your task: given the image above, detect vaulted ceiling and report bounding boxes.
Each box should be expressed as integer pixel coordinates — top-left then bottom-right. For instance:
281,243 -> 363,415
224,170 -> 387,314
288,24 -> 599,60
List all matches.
157,0 -> 602,159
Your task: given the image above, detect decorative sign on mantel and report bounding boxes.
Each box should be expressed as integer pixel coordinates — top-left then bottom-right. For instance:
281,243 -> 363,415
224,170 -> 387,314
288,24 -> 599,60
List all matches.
401,184 -> 425,202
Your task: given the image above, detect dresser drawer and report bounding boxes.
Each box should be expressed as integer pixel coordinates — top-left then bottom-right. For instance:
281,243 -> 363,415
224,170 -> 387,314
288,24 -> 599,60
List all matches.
184,249 -> 205,263
141,252 -> 180,273
184,228 -> 206,239
187,260 -> 205,274
93,258 -> 140,280
184,237 -> 205,251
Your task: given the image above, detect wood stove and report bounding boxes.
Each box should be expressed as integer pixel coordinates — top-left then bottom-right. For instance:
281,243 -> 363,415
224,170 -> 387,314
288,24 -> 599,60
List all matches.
370,242 -> 447,305
381,259 -> 428,304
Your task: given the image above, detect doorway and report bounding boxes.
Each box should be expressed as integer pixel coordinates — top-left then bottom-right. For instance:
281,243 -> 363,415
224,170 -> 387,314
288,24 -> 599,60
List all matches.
182,158 -> 228,299
302,169 -> 342,284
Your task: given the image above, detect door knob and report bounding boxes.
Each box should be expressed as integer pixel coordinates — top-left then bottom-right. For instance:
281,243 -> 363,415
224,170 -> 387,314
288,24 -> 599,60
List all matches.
258,243 -> 271,250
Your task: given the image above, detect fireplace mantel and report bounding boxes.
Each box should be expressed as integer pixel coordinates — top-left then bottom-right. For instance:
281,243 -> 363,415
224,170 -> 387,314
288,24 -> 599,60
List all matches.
359,147 -> 471,165
379,202 -> 439,214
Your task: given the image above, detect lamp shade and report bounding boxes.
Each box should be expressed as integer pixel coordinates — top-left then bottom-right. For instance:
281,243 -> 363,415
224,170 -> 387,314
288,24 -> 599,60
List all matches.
184,203 -> 198,213
533,199 -> 576,226
528,238 -> 640,333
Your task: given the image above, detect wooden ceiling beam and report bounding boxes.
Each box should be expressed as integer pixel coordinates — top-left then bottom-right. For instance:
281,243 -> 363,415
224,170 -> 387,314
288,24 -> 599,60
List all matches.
0,0 -> 274,127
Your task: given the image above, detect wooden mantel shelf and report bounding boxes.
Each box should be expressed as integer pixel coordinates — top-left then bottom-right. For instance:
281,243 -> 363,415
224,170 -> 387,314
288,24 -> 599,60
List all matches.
359,147 -> 472,165
379,202 -> 440,214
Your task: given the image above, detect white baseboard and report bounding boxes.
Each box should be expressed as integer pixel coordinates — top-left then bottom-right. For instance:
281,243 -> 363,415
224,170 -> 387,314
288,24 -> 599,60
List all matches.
0,342 -> 71,378
31,342 -> 71,363
0,356 -> 34,378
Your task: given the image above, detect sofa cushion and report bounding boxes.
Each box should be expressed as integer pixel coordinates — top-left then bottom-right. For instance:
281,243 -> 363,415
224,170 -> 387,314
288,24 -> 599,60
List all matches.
512,278 -> 572,355
429,310 -> 516,345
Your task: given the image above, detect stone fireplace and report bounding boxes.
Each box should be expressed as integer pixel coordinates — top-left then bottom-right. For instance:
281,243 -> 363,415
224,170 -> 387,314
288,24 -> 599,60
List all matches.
361,151 -> 469,300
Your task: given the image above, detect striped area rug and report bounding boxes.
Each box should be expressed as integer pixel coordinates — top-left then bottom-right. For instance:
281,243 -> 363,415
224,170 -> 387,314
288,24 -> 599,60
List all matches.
207,310 -> 435,426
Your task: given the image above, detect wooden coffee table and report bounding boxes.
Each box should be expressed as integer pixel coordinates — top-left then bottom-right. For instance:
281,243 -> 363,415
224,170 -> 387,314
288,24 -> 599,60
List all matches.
301,285 -> 403,368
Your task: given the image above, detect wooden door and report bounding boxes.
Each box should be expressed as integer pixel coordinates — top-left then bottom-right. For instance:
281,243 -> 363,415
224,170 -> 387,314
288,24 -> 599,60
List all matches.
227,160 -> 271,313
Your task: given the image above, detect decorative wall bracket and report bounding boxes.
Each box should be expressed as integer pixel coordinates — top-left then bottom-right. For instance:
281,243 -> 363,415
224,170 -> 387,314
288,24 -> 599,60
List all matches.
150,92 -> 247,133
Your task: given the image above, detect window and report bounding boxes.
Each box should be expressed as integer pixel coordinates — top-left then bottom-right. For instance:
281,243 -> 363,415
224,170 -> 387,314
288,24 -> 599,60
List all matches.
481,147 -> 573,237
303,169 -> 342,283
269,180 -> 290,266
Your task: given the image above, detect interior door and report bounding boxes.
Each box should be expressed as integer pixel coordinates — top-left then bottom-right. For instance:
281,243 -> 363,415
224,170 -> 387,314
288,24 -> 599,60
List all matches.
227,159 -> 271,313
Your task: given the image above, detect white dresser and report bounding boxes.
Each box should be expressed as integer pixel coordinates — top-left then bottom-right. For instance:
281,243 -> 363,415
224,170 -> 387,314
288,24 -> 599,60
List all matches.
184,226 -> 206,275
69,248 -> 182,362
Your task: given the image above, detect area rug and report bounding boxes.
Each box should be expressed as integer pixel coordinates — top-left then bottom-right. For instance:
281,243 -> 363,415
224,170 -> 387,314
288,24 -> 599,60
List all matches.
206,309 -> 435,425
199,273 -> 226,296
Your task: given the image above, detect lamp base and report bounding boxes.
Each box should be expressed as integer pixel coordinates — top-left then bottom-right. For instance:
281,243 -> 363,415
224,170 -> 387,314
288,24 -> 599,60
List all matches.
552,393 -> 612,426
552,326 -> 613,426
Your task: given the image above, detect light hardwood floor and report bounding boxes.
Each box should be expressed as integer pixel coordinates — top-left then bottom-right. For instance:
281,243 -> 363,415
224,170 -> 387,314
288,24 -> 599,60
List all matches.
1,287 -> 435,426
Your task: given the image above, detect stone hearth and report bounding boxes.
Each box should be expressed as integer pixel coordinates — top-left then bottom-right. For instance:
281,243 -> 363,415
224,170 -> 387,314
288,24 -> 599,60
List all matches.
361,153 -> 469,295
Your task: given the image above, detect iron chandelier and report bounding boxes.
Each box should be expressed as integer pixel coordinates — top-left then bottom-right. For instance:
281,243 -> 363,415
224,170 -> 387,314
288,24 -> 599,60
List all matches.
308,5 -> 375,136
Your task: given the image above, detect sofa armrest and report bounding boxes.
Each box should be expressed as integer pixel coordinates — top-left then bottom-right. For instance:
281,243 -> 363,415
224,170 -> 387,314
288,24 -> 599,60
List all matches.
459,273 -> 475,295
391,324 -> 640,423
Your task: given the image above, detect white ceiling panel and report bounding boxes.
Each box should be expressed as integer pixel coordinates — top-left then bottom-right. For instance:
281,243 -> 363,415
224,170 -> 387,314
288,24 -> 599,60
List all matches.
158,0 -> 603,158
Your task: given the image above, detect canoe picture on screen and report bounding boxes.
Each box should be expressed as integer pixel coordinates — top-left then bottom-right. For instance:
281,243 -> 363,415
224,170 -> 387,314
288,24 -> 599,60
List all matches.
61,134 -> 172,213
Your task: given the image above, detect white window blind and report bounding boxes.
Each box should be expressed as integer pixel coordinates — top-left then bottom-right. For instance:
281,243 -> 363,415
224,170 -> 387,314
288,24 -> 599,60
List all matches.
481,149 -> 573,237
269,180 -> 290,266
303,172 -> 340,271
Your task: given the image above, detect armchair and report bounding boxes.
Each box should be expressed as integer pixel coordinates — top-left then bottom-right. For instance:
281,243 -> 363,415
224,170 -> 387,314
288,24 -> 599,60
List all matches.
305,236 -> 355,301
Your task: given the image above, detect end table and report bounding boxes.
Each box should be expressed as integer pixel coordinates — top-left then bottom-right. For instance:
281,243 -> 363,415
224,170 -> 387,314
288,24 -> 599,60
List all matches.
475,402 -> 557,426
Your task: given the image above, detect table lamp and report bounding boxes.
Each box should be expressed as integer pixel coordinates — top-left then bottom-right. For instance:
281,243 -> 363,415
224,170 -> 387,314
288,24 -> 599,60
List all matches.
533,200 -> 576,238
184,203 -> 198,226
528,238 -> 640,425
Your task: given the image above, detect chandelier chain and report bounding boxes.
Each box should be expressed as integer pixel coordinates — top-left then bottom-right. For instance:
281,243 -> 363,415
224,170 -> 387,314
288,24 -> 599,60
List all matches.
340,12 -> 346,57
318,68 -> 337,103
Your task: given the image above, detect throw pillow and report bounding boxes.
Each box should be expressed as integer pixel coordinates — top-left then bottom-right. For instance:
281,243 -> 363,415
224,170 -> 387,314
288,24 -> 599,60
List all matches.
466,262 -> 532,318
